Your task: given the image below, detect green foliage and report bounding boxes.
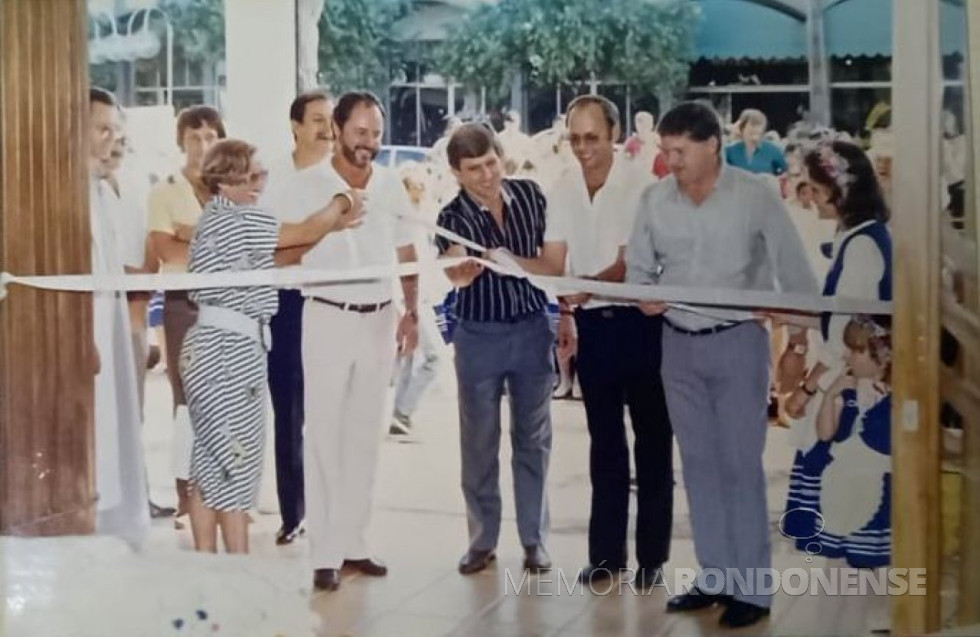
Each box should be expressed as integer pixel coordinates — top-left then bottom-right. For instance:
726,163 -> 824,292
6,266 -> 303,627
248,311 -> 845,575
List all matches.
158,0 -> 225,63
318,0 -> 413,96
437,0 -> 700,100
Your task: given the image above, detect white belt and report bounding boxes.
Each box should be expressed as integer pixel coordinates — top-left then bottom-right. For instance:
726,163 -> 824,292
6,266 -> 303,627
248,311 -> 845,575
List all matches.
197,305 -> 271,350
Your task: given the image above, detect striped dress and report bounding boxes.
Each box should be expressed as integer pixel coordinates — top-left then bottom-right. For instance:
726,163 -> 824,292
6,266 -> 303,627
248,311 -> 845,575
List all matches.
180,196 -> 280,511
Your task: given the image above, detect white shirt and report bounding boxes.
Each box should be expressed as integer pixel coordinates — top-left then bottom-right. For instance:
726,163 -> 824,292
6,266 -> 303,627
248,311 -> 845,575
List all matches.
301,161 -> 416,304
546,156 -> 653,309
100,180 -> 147,270
942,135 -> 967,185
259,155 -> 336,224
818,220 -> 887,380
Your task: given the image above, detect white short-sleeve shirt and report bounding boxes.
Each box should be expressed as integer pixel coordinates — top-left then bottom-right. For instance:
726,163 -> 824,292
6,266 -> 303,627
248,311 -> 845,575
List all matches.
101,181 -> 148,270
259,155 -> 337,224
545,155 -> 654,308
301,160 -> 417,304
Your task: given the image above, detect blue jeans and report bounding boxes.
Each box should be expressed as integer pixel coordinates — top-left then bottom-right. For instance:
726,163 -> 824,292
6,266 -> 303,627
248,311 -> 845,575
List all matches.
393,306 -> 442,418
453,313 -> 554,551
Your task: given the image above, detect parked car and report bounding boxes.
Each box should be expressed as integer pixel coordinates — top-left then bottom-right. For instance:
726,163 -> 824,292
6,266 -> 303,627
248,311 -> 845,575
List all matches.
375,145 -> 429,168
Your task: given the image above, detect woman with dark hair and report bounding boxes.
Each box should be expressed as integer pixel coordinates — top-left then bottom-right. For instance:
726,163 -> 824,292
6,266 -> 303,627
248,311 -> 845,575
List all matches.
774,140 -> 892,564
179,138 -> 363,554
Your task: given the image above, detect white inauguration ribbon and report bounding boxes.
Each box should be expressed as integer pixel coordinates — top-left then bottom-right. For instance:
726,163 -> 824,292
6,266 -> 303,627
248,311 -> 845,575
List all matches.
0,209 -> 892,316
0,258 -> 890,316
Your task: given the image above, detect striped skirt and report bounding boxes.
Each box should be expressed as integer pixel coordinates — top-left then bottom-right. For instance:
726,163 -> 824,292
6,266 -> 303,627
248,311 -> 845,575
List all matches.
783,445 -> 891,568
181,324 -> 267,512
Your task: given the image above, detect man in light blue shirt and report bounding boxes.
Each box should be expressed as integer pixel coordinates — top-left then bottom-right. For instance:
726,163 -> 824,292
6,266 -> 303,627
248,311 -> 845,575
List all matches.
626,101 -> 818,629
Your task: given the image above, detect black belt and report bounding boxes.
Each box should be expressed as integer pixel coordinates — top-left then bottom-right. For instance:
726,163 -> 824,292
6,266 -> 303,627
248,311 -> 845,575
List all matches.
664,318 -> 741,336
575,305 -> 640,319
310,296 -> 392,313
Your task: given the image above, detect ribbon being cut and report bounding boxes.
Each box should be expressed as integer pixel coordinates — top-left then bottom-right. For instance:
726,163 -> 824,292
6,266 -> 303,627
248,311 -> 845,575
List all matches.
0,231 -> 891,317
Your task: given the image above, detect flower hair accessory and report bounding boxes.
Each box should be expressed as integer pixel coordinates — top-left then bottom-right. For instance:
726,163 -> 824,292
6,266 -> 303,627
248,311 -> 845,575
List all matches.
818,142 -> 856,196
853,314 -> 891,367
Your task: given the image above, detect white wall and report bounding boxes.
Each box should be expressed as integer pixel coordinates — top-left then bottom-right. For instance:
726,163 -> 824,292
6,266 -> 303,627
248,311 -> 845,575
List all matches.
224,0 -> 297,162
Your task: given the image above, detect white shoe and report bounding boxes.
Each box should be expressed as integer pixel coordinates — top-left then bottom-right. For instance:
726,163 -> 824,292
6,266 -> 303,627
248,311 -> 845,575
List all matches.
389,412 -> 412,436
553,377 -> 572,399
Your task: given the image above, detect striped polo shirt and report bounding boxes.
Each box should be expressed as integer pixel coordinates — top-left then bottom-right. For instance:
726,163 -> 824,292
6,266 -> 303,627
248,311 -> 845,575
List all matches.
435,178 -> 549,322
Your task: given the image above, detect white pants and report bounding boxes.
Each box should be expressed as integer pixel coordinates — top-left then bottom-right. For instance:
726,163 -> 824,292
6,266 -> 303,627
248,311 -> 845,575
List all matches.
303,301 -> 397,569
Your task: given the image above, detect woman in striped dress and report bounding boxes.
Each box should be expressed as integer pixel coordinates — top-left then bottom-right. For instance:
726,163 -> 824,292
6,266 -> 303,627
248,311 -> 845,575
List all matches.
181,139 -> 363,553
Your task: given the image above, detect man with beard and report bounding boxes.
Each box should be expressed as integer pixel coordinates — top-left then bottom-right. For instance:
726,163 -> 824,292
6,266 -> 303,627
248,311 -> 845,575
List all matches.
259,90 -> 335,546
302,91 -> 419,592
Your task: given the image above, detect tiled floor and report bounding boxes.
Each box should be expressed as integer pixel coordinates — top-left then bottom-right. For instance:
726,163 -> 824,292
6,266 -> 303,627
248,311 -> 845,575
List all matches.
3,362 -> 891,636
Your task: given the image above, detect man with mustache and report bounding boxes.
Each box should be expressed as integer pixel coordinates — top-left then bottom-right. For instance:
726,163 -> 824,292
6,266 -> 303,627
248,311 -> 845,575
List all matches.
259,90 -> 335,546
302,91 -> 419,592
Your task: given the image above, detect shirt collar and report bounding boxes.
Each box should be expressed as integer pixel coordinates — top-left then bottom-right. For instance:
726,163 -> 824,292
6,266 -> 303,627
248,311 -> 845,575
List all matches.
668,161 -> 733,203
571,153 -> 627,197
459,179 -> 513,213
838,218 -> 878,241
211,194 -> 235,210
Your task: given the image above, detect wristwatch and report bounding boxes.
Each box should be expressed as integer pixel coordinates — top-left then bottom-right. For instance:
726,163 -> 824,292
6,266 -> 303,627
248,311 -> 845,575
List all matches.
790,343 -> 808,355
798,381 -> 817,397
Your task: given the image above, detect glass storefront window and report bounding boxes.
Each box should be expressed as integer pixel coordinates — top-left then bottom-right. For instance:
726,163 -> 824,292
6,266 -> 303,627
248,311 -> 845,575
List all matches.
830,87 -> 891,139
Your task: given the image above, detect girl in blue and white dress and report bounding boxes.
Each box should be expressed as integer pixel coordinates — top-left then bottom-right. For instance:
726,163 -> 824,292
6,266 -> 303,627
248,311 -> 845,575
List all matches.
788,316 -> 892,567
770,140 -> 892,566
180,139 -> 363,554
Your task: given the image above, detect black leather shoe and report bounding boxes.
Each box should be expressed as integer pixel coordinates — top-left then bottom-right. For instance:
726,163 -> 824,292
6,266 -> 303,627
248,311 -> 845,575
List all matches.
458,549 -> 496,575
636,564 -> 665,589
275,523 -> 305,546
313,568 -> 341,592
343,557 -> 388,576
719,600 -> 770,629
666,587 -> 733,612
578,563 -> 624,584
522,545 -> 552,572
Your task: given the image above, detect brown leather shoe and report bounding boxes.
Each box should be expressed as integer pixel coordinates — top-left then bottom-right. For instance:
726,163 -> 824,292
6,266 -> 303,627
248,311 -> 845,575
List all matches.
313,568 -> 341,592
458,549 -> 496,575
342,558 -> 388,576
522,545 -> 552,572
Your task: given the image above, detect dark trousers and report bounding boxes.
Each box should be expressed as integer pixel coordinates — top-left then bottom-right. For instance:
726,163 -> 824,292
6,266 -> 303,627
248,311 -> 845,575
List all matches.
268,289 -> 305,531
575,306 -> 673,569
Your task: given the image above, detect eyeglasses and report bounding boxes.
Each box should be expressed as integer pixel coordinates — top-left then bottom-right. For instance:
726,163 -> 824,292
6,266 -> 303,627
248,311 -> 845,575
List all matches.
228,170 -> 269,186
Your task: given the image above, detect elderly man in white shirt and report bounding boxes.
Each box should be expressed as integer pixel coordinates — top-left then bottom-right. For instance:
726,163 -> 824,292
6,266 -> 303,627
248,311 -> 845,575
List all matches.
302,92 -> 419,593
88,87 -> 149,545
259,90 -> 335,547
546,95 -> 673,590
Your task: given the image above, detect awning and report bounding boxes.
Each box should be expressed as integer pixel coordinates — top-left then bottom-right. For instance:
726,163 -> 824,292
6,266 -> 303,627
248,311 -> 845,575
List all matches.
696,0 -> 808,60
825,0 -> 966,57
